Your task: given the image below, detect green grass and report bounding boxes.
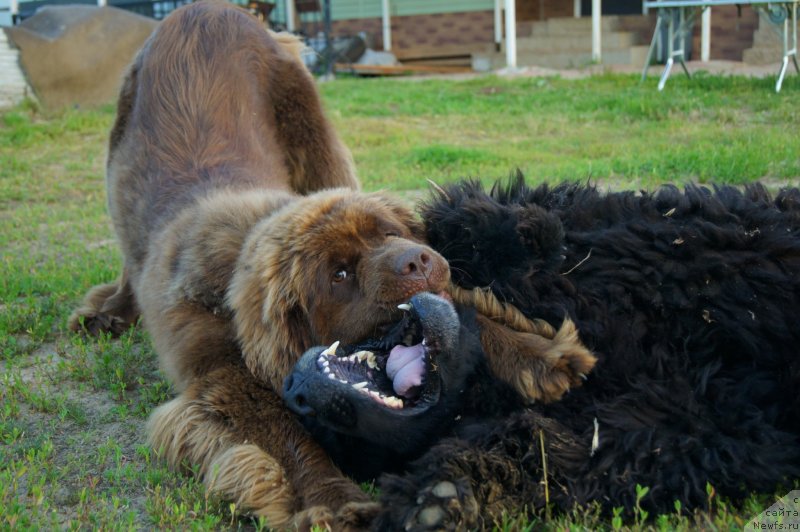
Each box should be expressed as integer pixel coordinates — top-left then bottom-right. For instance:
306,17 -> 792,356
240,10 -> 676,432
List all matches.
1,72 -> 798,530
325,73 -> 800,189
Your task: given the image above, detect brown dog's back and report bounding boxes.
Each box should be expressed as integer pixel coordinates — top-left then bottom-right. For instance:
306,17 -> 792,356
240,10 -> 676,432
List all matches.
108,1 -> 357,274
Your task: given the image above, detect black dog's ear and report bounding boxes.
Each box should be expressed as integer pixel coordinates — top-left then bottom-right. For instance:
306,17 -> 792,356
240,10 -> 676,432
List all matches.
421,178 -> 567,288
514,204 -> 565,271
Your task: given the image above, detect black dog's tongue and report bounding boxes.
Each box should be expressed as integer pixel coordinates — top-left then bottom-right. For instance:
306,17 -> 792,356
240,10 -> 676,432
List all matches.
387,343 -> 425,397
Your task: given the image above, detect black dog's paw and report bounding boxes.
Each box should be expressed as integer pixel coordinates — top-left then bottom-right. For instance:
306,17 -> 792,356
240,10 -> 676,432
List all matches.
398,479 -> 479,532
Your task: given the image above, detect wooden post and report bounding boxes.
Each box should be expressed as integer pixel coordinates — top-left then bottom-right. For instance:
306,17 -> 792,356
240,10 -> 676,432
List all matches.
592,0 -> 601,63
701,7 -> 711,61
285,0 -> 296,32
382,0 -> 392,51
495,0 -> 503,47
504,0 -> 516,68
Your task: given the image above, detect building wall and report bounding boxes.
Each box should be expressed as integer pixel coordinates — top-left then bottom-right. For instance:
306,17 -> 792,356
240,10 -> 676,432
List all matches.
691,5 -> 758,61
516,0 -> 573,21
332,9 -> 495,53
330,0 -> 493,20
329,2 -> 761,62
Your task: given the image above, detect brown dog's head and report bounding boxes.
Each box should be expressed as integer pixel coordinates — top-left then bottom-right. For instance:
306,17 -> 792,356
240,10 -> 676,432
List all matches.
227,189 -> 450,391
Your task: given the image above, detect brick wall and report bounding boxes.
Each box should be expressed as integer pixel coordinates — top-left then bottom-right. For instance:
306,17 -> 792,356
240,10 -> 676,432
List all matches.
332,10 -> 495,52
331,4 -> 759,62
690,5 -> 758,61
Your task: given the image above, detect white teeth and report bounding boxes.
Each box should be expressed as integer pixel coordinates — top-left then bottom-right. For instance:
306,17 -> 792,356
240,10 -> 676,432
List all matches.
369,391 -> 381,400
338,379 -> 347,384
323,366 -> 331,374
353,351 -> 369,362
327,373 -> 335,380
352,381 -> 368,390
366,352 -> 377,369
321,341 -> 340,357
321,360 -> 329,368
384,396 -> 403,409
398,303 -> 412,311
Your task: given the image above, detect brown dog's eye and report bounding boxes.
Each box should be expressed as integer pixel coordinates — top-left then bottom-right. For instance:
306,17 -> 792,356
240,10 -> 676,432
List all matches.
333,270 -> 348,283
385,232 -> 399,238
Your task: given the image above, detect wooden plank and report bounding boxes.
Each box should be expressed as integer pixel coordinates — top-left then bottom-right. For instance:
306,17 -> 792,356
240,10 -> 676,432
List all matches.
402,57 -> 473,67
393,43 -> 493,61
334,63 -> 474,76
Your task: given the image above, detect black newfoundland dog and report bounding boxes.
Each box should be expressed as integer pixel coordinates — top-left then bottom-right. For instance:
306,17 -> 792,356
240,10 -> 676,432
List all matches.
284,177 -> 800,530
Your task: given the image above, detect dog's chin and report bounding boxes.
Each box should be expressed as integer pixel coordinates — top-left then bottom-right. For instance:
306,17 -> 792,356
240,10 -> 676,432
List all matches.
284,292 -> 461,436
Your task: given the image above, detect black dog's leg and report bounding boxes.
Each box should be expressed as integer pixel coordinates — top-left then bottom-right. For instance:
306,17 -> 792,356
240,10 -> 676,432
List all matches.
373,412 -> 588,531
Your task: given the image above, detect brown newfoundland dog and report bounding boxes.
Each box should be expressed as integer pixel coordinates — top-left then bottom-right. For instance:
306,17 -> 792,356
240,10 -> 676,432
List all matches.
70,1 -> 594,528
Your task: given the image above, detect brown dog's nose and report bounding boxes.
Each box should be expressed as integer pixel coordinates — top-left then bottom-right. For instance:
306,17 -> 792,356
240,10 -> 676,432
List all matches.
395,247 -> 432,277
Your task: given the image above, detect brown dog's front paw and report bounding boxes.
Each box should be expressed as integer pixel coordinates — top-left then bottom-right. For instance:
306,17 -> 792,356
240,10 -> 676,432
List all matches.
293,502 -> 378,532
294,505 -> 334,531
479,315 -> 596,403
68,310 -> 129,336
334,501 -> 381,531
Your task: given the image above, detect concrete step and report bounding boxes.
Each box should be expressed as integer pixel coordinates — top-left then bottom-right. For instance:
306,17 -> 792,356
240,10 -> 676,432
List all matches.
742,19 -> 799,64
474,47 -> 639,71
513,31 -> 637,53
516,20 -> 534,38
629,44 -> 651,68
0,75 -> 27,86
532,15 -> 623,35
0,28 -> 32,109
751,26 -> 796,47
0,76 -> 27,86
742,47 -> 793,65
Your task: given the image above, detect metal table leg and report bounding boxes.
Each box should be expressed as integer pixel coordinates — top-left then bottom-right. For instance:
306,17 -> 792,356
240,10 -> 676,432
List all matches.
647,7 -> 697,91
641,13 -> 664,82
775,1 -> 799,92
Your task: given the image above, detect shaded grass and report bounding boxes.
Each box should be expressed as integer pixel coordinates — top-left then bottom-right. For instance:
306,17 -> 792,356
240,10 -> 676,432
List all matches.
0,73 -> 798,529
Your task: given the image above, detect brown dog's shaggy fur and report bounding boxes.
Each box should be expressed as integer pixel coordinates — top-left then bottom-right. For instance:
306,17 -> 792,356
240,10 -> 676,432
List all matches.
69,1 -> 594,527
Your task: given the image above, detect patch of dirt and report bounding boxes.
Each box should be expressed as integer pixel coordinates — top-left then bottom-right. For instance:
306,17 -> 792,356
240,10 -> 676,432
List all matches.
3,340 -> 157,529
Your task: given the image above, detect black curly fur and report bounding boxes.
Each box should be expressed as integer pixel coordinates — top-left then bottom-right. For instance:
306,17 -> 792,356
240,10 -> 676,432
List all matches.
372,177 -> 800,530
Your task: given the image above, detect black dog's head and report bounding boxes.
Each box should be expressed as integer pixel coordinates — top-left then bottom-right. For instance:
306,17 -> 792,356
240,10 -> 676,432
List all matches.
283,292 -> 483,454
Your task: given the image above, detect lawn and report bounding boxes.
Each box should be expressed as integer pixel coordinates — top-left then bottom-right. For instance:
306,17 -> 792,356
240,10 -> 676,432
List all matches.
1,72 -> 798,530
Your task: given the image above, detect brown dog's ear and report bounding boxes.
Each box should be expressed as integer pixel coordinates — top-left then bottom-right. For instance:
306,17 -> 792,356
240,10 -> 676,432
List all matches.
229,266 -> 314,392
404,216 -> 427,241
375,194 -> 426,241
109,45 -> 145,155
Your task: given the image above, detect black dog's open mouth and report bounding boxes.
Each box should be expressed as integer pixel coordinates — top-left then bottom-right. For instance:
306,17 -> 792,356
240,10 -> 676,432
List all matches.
314,298 -> 445,412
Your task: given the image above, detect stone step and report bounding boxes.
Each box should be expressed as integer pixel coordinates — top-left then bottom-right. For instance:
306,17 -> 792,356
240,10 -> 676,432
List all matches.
532,16 -> 623,35
742,19 -> 799,64
516,20 -> 535,38
742,47 -> 794,65
474,47 -> 638,71
0,76 -> 27,87
0,73 -> 26,83
751,25 -> 797,46
513,31 -> 638,53
0,86 -> 28,97
0,28 -> 32,109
